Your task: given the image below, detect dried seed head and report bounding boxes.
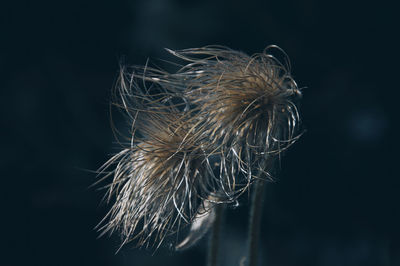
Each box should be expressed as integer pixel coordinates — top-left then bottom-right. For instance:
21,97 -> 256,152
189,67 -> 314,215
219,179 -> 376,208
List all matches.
98,45 -> 303,250
97,69 -> 218,250
183,46 -> 302,185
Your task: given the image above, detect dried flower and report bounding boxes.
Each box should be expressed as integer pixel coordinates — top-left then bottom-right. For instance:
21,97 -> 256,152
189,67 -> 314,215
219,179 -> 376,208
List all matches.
97,65 -> 225,249
98,46 -> 302,250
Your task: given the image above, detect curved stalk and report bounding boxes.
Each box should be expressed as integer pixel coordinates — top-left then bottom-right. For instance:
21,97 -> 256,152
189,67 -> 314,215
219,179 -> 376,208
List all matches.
207,204 -> 224,266
247,179 -> 266,266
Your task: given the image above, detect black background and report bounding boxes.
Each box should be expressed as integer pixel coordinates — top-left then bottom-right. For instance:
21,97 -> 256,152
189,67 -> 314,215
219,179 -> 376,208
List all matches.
2,1 -> 398,265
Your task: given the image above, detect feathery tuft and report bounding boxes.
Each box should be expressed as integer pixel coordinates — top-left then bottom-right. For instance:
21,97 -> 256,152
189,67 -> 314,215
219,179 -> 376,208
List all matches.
97,45 -> 302,250
97,68 -> 218,249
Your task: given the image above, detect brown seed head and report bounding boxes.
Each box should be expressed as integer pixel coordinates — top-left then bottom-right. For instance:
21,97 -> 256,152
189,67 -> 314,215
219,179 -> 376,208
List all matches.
97,45 -> 303,250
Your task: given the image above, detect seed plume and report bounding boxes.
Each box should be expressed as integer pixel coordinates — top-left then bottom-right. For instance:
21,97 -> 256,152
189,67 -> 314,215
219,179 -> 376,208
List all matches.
97,68 -> 218,249
97,46 -> 302,250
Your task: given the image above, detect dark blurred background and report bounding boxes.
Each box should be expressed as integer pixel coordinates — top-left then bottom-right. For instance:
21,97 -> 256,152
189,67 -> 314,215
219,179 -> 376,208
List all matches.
1,0 -> 398,265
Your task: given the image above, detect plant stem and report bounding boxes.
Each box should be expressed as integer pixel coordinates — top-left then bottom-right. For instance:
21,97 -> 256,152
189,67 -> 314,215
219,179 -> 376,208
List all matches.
207,204 -> 224,266
247,179 -> 266,266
